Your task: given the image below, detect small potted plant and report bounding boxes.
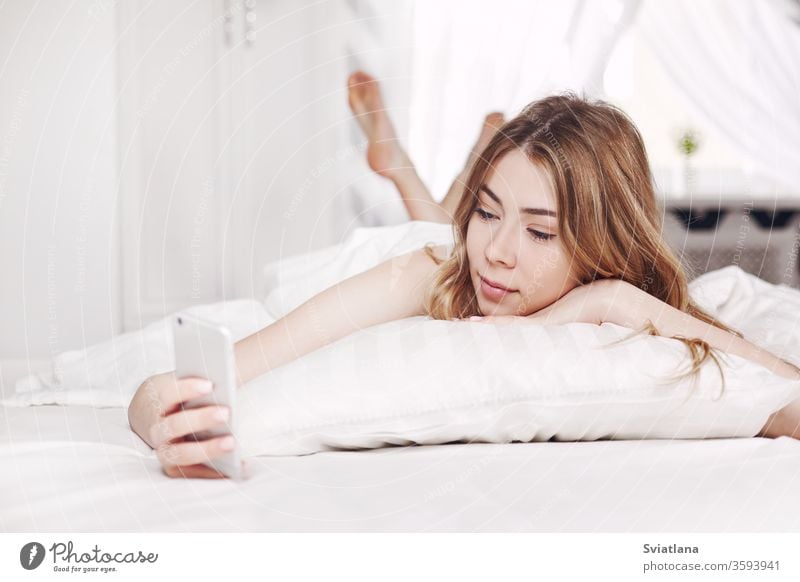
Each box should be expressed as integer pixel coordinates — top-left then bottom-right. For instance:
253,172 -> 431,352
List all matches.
676,128 -> 701,196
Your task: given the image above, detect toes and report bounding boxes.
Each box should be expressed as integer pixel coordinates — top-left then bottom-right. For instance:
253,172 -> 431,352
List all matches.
347,72 -> 362,87
348,70 -> 374,88
485,112 -> 505,127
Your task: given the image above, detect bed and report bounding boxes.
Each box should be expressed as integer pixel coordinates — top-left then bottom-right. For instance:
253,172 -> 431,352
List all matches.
4,222 -> 800,532
3,357 -> 800,532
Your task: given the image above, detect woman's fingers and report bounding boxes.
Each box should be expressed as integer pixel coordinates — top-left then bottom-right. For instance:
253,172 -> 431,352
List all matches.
165,375 -> 213,415
156,434 -> 237,471
139,371 -> 246,480
162,459 -> 248,480
162,463 -> 228,479
142,372 -> 212,417
149,404 -> 229,448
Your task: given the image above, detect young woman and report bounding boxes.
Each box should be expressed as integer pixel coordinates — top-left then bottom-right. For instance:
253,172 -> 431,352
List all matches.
127,73 -> 800,479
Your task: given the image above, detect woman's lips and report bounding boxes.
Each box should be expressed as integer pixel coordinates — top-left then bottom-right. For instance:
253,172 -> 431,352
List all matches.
479,276 -> 517,301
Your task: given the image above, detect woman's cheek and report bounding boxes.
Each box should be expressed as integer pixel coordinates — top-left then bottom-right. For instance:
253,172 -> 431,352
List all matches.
515,287 -> 540,316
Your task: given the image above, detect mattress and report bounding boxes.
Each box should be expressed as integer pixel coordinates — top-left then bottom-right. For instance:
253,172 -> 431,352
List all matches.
3,359 -> 800,532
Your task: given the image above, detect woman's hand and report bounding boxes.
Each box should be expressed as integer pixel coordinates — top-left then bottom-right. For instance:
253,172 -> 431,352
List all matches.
465,278 -> 635,326
528,278 -> 634,325
128,371 -> 244,479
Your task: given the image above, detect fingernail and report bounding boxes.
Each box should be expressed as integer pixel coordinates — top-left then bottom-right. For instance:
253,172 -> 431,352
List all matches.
197,381 -> 213,393
470,316 -> 481,321
220,436 -> 235,451
214,407 -> 229,422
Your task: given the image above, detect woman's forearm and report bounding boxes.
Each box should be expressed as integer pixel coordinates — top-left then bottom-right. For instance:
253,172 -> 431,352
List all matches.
233,247 -> 437,386
233,302 -> 334,387
611,284 -> 800,381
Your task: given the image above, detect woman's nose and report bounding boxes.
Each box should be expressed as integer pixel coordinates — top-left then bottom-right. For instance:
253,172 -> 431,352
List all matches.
485,226 -> 518,266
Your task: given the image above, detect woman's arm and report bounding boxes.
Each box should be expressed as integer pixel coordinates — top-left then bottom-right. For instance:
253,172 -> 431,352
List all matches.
128,248 -> 442,448
127,245 -> 445,476
233,245 -> 443,385
475,278 -> 800,382
603,281 -> 800,381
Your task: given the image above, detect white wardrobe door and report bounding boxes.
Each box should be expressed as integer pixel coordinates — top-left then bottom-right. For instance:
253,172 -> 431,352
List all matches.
0,1 -> 119,359
117,0 -> 227,330
222,0 -> 344,301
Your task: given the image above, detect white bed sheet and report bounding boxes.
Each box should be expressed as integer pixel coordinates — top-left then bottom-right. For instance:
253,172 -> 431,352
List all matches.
3,361 -> 800,532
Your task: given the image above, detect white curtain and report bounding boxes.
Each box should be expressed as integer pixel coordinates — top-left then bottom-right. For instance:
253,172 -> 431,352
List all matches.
407,0 -> 641,199
639,0 -> 800,191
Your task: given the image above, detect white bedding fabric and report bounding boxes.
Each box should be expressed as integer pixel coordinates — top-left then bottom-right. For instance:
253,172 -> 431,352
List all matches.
261,221 -> 455,317
3,396 -> 800,531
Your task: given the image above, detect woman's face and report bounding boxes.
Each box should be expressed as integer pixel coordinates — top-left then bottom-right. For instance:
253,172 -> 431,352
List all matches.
465,149 -> 580,316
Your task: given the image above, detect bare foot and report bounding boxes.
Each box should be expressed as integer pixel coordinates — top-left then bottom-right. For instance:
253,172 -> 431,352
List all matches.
347,71 -> 411,180
465,112 -> 506,170
758,396 -> 800,439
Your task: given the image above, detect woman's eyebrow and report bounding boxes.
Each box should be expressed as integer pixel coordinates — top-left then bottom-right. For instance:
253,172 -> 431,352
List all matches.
480,184 -> 557,218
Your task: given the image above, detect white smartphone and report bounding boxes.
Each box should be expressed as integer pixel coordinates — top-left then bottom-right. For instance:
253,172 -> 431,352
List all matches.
172,312 -> 244,481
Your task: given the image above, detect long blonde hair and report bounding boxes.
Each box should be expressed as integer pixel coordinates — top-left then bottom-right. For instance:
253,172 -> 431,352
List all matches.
421,93 -> 742,389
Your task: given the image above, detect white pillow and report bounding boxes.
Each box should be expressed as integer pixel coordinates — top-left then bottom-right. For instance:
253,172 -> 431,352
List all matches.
235,315 -> 800,457
688,265 -> 800,368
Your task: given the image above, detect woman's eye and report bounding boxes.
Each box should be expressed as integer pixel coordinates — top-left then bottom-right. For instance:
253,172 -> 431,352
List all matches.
529,229 -> 555,242
474,208 -> 495,221
476,207 -> 555,242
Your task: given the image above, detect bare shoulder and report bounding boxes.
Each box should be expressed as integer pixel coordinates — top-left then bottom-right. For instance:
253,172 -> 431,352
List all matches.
404,244 -> 450,283
414,244 -> 450,289
420,243 -> 452,265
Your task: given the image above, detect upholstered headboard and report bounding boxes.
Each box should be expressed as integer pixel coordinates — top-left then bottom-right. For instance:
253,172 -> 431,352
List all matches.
661,198 -> 800,288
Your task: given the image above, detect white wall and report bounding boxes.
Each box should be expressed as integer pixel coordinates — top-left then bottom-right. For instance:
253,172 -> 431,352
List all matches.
605,23 -> 769,197
0,1 -> 119,360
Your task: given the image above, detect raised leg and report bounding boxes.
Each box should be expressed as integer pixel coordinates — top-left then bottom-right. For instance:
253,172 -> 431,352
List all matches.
348,71 -> 507,225
347,71 -> 447,223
